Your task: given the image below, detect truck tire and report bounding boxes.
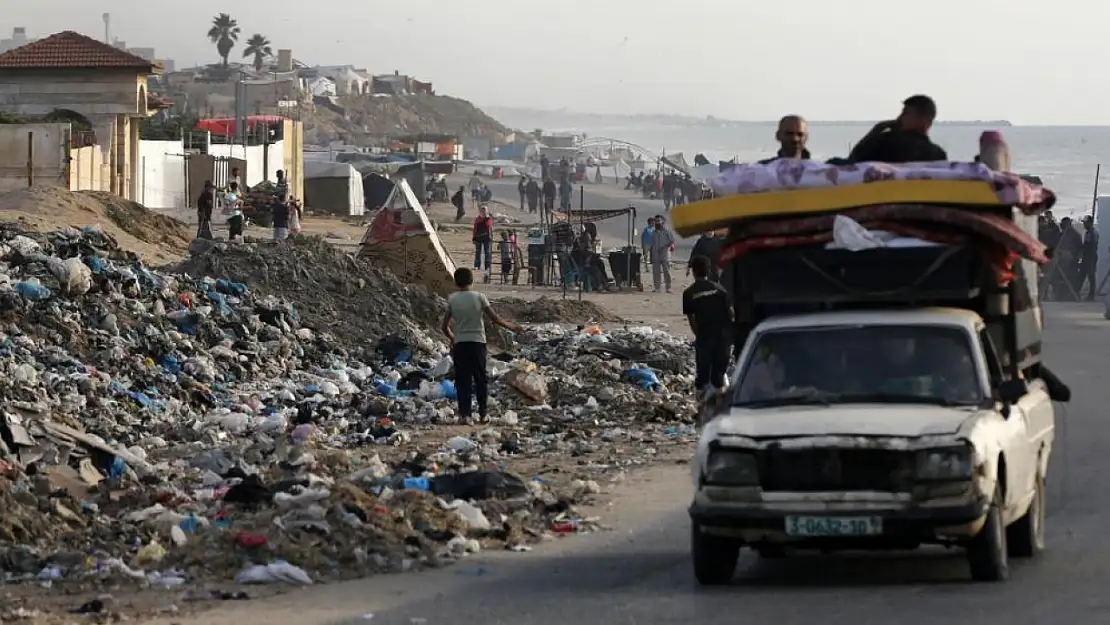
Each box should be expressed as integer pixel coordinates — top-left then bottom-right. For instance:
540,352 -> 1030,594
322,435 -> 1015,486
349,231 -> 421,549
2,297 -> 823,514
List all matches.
691,523 -> 740,586
1007,475 -> 1045,558
966,483 -> 1009,581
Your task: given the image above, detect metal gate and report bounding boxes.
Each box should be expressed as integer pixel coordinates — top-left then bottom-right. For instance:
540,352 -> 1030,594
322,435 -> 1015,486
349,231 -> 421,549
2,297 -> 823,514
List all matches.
184,154 -> 246,207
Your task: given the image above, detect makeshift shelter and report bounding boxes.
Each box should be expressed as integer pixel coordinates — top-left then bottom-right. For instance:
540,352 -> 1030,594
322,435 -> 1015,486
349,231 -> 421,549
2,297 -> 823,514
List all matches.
303,161 -> 366,217
358,179 -> 457,297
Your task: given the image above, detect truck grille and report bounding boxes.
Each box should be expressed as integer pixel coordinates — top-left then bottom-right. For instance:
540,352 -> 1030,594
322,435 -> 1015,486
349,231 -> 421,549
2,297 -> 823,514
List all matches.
757,448 -> 913,492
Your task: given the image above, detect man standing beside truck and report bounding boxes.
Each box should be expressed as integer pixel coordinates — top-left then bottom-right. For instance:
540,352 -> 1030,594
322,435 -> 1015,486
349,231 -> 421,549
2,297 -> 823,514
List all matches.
684,256 -> 733,394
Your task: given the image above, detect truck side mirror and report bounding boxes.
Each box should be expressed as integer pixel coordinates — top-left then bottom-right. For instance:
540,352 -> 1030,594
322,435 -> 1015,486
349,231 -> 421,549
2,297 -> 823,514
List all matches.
997,379 -> 1027,405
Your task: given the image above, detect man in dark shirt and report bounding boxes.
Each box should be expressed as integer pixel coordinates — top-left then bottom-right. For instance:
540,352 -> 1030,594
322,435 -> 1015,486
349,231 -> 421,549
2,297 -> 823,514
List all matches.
683,255 -> 733,392
1080,215 -> 1100,300
542,177 -> 557,216
758,115 -> 811,164
452,186 -> 466,221
848,95 -> 948,163
688,231 -> 723,281
196,180 -> 215,239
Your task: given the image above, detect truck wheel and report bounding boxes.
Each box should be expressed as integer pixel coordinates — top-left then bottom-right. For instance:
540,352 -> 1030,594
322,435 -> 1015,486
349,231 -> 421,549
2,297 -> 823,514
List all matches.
1007,475 -> 1045,558
691,523 -> 740,586
966,483 -> 1009,581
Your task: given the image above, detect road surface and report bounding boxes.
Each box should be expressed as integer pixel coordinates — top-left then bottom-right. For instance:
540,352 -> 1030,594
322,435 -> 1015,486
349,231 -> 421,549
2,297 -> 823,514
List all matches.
163,301 -> 1109,625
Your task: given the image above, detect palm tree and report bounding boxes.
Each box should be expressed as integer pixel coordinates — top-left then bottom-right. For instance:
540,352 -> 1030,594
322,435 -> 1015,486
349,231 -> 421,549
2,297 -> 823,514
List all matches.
207,13 -> 240,67
242,34 -> 273,71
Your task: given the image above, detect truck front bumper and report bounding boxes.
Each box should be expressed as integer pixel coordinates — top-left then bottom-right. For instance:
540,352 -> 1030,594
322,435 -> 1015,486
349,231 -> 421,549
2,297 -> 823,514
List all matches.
689,490 -> 990,544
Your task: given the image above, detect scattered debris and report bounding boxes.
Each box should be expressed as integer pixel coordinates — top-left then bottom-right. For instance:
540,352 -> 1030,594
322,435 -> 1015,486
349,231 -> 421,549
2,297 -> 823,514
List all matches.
0,226 -> 697,620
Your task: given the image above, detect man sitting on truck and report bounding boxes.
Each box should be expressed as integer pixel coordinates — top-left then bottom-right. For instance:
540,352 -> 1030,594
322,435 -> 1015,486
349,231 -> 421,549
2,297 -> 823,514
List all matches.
758,115 -> 811,163
848,95 -> 948,164
683,255 -> 733,394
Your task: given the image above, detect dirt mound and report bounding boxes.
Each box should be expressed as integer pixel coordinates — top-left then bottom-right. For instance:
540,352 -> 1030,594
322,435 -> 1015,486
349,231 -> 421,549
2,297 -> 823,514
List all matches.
493,296 -> 622,324
0,186 -> 190,263
173,236 -> 446,346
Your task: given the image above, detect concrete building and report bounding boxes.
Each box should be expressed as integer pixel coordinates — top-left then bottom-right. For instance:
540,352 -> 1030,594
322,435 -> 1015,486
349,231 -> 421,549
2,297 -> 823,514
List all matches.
371,71 -> 434,95
0,30 -> 163,199
303,65 -> 370,95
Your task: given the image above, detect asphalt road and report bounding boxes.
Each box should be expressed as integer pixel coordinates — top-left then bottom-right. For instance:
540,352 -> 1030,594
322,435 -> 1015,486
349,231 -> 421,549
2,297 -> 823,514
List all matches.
163,301 -> 1110,625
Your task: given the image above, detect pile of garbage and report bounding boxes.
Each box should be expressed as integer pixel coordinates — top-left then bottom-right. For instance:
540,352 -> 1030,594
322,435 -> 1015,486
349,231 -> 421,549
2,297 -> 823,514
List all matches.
0,225 -> 698,606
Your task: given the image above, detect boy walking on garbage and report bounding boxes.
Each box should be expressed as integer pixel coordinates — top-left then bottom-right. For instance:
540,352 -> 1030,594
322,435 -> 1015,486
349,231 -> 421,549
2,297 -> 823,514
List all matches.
442,268 -> 522,423
683,255 -> 733,394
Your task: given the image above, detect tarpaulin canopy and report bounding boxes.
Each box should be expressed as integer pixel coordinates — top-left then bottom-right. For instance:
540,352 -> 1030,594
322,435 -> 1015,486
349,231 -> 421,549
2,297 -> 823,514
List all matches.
555,207 -> 636,224
195,115 -> 283,136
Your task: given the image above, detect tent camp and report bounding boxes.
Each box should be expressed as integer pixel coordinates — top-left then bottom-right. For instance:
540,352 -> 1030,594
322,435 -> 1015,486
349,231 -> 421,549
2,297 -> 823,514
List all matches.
303,161 -> 366,217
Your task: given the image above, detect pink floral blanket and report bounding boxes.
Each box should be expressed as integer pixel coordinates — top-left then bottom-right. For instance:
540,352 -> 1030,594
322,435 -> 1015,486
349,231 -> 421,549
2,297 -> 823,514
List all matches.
708,160 -> 1056,213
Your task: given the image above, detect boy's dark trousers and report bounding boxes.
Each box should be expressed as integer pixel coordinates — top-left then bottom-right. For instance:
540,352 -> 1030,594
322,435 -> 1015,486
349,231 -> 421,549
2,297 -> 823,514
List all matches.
228,215 -> 244,239
694,332 -> 730,391
453,341 -> 488,418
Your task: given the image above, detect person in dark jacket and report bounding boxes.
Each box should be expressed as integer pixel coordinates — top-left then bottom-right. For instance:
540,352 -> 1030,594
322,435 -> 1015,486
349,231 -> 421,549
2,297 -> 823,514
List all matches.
1054,217 -> 1084,300
1080,215 -> 1100,300
687,231 -> 723,281
517,176 -> 527,211
196,180 -> 215,239
452,186 -> 466,221
271,198 -> 290,242
758,115 -> 811,164
525,177 -> 540,213
542,177 -> 557,215
848,95 -> 947,163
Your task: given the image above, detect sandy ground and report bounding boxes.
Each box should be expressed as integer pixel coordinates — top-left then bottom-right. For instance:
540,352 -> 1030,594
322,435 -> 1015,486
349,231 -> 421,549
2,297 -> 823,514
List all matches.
0,187 -> 192,264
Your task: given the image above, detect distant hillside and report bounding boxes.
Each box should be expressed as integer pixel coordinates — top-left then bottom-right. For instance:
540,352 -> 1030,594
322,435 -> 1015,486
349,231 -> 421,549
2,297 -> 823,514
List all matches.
483,106 -> 1011,129
306,95 -> 511,144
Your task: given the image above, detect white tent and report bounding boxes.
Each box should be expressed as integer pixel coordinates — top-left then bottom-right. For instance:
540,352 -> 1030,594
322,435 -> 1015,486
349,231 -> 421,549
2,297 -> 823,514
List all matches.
303,161 -> 366,217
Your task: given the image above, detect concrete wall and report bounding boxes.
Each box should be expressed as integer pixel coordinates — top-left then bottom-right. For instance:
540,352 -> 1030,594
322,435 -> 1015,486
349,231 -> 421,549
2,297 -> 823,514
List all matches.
136,139 -> 186,209
208,141 -> 285,188
0,69 -> 149,200
281,119 -> 304,201
69,145 -> 108,191
0,122 -> 69,192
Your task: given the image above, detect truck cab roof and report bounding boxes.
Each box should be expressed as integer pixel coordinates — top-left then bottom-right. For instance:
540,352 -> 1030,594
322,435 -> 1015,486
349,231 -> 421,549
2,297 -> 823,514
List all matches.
755,308 -> 985,333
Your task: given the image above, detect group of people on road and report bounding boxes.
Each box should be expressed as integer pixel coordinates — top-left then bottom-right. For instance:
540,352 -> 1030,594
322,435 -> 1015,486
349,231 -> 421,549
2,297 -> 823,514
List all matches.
516,173 -> 574,216
626,170 -> 702,209
1039,212 -> 1100,301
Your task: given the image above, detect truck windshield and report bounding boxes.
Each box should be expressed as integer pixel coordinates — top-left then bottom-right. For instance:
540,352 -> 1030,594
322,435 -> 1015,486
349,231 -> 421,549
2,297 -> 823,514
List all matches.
733,325 -> 985,408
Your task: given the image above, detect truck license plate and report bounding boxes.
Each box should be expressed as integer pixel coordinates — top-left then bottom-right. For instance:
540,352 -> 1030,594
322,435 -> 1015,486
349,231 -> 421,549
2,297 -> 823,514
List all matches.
785,516 -> 882,537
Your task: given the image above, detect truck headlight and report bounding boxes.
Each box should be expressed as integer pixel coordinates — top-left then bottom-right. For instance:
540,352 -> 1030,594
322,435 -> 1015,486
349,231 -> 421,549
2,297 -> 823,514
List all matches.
704,450 -> 759,486
915,446 -> 973,481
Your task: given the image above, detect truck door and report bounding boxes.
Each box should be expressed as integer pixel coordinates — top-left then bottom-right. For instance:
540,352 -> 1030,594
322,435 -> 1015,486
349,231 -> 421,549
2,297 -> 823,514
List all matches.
979,329 -> 1033,514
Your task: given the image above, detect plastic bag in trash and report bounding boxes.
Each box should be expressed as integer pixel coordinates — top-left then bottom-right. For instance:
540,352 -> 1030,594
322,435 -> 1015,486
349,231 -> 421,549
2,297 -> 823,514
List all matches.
622,368 -> 662,391
234,561 -> 313,585
15,280 -> 51,301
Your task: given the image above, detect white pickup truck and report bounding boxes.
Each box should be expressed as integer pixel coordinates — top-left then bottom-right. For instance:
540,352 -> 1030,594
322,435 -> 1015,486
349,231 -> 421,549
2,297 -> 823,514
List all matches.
689,308 -> 1056,584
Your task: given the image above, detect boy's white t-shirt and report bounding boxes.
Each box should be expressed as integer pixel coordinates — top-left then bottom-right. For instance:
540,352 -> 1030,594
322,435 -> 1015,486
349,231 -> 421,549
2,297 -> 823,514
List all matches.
447,291 -> 489,344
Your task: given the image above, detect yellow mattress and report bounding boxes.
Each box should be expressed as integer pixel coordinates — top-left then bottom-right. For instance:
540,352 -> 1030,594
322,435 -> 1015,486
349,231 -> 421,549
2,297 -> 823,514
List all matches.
672,179 -> 1004,237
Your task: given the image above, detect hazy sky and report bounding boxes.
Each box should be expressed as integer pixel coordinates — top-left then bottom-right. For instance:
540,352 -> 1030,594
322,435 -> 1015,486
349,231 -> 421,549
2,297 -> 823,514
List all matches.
3,1 -> 1105,124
